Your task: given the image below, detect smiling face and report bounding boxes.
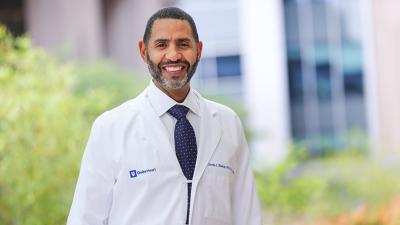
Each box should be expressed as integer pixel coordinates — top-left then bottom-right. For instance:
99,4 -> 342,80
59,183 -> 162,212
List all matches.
139,18 -> 202,95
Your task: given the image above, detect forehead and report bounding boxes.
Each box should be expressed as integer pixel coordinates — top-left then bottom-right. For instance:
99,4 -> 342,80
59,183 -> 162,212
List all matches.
150,18 -> 194,41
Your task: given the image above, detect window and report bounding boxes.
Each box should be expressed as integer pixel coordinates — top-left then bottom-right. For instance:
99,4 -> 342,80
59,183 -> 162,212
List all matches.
0,0 -> 25,36
216,55 -> 241,78
194,54 -> 243,97
283,0 -> 366,153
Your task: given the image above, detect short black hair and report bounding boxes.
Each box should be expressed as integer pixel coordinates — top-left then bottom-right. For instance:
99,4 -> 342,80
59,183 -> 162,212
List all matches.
143,7 -> 199,45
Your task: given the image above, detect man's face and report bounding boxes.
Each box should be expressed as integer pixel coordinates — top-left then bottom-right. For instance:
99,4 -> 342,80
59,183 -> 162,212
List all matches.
139,19 -> 202,90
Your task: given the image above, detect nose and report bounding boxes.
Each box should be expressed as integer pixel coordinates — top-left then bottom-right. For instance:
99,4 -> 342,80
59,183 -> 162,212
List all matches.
165,46 -> 182,62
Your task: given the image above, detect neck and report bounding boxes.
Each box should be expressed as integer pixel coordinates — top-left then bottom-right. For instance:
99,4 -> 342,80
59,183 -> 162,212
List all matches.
153,80 -> 190,103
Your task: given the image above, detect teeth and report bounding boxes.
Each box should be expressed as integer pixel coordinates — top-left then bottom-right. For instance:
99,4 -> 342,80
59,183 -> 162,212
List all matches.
165,66 -> 182,72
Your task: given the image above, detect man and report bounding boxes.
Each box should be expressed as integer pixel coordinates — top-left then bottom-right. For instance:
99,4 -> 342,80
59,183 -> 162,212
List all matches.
67,7 -> 262,225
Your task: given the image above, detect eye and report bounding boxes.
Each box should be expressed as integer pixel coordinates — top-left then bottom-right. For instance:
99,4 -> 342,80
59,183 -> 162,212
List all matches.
155,42 -> 167,48
179,42 -> 190,48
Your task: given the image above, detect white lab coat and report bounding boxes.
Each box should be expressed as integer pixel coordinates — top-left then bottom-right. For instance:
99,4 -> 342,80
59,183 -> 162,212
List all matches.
67,87 -> 263,225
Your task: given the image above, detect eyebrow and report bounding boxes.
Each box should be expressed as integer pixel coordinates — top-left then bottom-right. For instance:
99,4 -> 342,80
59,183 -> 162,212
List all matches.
154,38 -> 169,44
153,38 -> 192,44
176,38 -> 191,43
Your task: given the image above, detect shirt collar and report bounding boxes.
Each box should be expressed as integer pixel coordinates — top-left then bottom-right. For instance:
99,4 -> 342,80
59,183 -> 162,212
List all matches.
147,80 -> 201,117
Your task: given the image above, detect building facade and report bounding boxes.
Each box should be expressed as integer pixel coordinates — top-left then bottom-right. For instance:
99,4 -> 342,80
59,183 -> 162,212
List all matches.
240,0 -> 400,165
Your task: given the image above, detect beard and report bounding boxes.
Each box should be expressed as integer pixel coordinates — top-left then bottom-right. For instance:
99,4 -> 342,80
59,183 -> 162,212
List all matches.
146,53 -> 199,90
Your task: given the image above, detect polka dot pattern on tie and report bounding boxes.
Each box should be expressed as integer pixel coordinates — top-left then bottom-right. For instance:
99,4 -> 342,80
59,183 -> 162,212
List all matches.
167,104 -> 197,180
168,104 -> 198,224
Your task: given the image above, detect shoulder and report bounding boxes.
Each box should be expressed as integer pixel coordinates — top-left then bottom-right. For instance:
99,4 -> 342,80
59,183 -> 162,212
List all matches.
200,96 -> 247,151
191,88 -> 242,126
201,97 -> 243,127
204,99 -> 237,116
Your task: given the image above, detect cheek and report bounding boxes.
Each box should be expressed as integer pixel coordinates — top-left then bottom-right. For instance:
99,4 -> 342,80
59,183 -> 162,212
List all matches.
148,54 -> 162,65
184,52 -> 198,65
147,49 -> 163,61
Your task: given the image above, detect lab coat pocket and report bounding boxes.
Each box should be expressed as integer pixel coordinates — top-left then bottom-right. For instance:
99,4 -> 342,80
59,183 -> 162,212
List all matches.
203,172 -> 232,225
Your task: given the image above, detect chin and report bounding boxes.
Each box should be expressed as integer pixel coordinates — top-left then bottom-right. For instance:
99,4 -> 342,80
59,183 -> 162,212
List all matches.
162,78 -> 189,90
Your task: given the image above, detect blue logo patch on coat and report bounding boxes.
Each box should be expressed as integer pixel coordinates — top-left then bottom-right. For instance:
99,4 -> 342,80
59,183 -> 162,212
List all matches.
129,170 -> 138,178
129,168 -> 156,178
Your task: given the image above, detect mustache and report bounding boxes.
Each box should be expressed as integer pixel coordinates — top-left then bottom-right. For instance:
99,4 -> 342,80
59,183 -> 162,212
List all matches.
159,60 -> 190,68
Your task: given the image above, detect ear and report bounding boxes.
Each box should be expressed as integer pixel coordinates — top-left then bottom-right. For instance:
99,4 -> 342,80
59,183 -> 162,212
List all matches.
138,40 -> 147,63
197,41 -> 203,61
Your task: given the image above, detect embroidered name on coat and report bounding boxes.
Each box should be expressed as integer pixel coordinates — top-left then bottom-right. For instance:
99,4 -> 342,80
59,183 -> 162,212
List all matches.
208,163 -> 235,174
129,168 -> 157,178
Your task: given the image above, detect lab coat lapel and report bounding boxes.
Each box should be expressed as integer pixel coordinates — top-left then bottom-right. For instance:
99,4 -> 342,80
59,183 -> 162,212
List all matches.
194,98 -> 222,181
137,93 -> 182,172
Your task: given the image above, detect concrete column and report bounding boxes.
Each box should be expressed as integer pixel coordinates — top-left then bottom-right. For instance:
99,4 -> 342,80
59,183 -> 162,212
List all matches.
239,0 -> 290,167
370,0 -> 400,160
24,0 -> 104,60
361,0 -> 379,157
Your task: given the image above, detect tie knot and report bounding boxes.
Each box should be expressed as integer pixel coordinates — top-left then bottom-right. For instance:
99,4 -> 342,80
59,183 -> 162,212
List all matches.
168,105 -> 190,120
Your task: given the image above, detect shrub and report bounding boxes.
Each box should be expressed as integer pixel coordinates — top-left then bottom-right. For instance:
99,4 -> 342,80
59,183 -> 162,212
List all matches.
0,26 -> 145,225
255,146 -> 328,217
257,144 -> 400,224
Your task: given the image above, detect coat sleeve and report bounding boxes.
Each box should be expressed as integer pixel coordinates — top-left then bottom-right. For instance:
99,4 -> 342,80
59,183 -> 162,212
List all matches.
67,116 -> 115,225
231,115 -> 263,225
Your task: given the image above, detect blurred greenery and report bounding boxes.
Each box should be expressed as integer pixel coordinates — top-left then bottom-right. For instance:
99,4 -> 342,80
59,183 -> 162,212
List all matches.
71,60 -> 147,107
257,143 -> 400,224
0,26 -> 146,225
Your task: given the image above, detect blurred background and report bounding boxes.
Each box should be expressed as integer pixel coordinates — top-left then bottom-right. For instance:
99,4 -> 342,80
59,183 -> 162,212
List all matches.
1,0 -> 400,224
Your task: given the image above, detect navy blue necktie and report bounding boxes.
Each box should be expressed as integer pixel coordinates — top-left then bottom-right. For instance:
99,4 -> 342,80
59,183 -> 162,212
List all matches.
168,105 -> 197,224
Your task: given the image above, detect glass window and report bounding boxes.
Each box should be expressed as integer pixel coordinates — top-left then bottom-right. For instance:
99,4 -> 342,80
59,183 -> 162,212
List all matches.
194,54 -> 242,97
216,55 -> 241,78
287,60 -> 304,101
316,63 -> 331,100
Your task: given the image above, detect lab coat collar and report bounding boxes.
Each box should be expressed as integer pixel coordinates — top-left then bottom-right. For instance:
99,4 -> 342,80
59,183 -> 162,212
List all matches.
142,86 -> 222,182
147,80 -> 201,117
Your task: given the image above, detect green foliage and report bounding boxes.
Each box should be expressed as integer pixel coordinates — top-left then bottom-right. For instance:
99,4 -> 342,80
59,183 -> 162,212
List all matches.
304,153 -> 400,217
256,146 -> 327,216
71,60 -> 147,107
256,144 -> 400,223
0,26 -> 146,225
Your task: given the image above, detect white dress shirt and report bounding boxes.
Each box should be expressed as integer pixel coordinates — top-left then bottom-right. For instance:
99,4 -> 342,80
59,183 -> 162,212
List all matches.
146,80 -> 201,149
